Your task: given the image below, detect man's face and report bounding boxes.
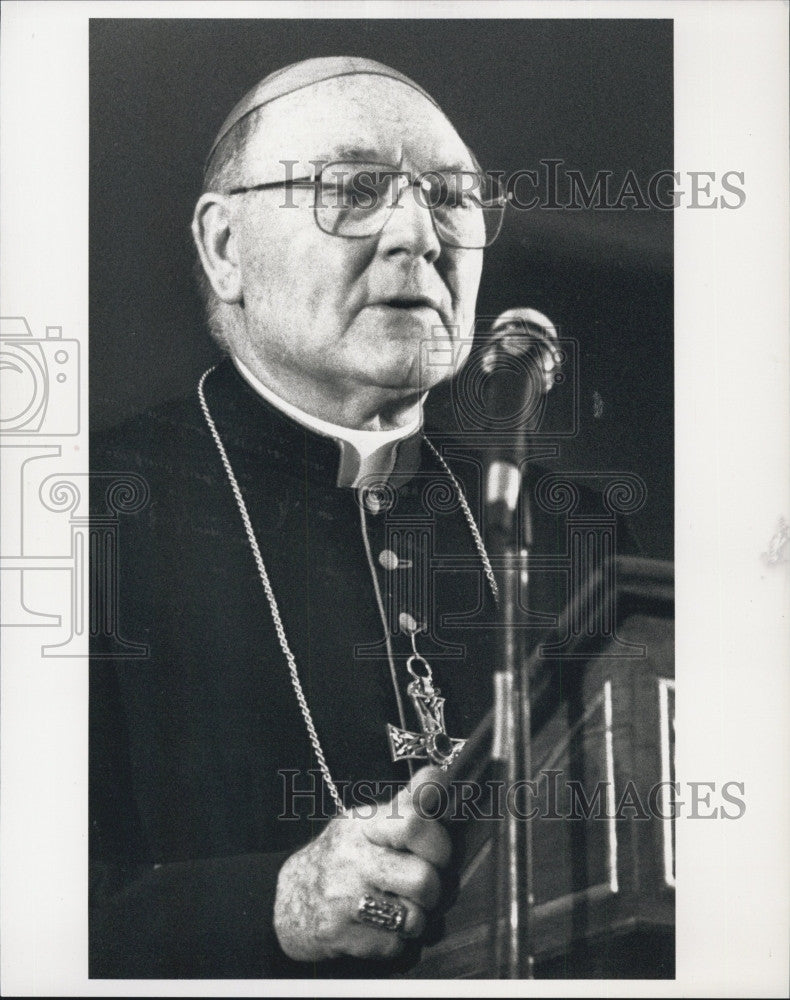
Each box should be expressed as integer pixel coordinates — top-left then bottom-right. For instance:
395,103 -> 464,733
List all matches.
226,75 -> 483,405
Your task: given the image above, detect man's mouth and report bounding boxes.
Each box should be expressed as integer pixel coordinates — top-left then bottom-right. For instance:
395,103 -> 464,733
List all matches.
378,295 -> 441,312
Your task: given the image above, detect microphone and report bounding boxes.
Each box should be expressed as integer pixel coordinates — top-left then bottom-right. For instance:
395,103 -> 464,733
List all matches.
481,307 -> 561,540
480,308 -> 560,978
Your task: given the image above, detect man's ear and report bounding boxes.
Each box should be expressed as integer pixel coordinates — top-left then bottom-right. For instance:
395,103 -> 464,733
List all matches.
191,193 -> 243,304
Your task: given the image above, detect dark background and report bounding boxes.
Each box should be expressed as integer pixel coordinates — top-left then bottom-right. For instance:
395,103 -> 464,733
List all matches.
90,18 -> 673,558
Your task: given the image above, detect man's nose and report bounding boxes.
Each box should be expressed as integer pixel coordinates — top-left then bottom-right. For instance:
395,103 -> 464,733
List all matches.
377,180 -> 442,264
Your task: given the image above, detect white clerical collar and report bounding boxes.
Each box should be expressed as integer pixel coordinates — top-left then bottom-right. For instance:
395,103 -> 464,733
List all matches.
233,356 -> 423,488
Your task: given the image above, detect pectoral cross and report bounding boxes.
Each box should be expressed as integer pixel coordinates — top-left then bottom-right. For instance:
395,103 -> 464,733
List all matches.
387,655 -> 466,769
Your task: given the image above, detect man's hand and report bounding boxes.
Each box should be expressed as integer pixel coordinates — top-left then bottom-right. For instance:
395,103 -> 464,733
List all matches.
273,766 -> 452,962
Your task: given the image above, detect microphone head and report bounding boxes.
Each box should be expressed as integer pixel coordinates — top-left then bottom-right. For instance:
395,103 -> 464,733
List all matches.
483,307 -> 561,395
473,306 -> 562,429
451,305 -> 563,439
460,308 -> 562,533
478,308 -> 561,531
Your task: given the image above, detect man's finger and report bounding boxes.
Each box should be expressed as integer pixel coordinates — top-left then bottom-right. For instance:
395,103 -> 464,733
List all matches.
363,766 -> 452,867
360,844 -> 443,910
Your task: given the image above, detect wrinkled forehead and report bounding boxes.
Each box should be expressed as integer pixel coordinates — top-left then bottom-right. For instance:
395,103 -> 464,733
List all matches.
235,75 -> 475,183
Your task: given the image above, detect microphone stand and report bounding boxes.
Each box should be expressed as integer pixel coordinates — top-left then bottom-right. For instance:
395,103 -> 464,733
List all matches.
482,309 -> 559,979
488,467 -> 534,979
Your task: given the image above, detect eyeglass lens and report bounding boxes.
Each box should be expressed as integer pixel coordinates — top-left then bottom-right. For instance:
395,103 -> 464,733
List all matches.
313,162 -> 504,249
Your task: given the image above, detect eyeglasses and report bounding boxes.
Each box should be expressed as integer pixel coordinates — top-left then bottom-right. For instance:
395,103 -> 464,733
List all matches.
226,160 -> 506,249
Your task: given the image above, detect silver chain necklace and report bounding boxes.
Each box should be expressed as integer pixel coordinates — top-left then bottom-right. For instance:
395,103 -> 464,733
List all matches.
197,366 -> 498,815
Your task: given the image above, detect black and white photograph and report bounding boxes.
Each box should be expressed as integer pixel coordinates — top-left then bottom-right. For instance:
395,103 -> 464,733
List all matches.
0,2 -> 788,995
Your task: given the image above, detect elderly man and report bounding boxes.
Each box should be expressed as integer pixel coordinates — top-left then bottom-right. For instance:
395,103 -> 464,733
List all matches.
90,56 -> 518,978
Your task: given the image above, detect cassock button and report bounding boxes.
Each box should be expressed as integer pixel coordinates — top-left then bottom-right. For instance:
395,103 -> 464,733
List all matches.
364,491 -> 381,515
399,611 -> 421,635
378,549 -> 399,570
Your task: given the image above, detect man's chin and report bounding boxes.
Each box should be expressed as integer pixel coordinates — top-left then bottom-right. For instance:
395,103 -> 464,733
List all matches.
394,328 -> 461,373
349,317 -> 465,393
369,355 -> 456,397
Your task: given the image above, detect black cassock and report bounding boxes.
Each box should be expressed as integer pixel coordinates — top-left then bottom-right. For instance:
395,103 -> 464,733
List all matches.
89,359 -> 608,978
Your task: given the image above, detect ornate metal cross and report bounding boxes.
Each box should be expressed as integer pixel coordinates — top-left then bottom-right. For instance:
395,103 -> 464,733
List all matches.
387,657 -> 466,769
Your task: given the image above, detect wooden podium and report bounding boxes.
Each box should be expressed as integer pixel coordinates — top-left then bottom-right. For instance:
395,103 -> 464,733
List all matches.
400,555 -> 675,979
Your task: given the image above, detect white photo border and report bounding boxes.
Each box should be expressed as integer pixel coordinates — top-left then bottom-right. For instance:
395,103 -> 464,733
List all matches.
1,1 -> 788,996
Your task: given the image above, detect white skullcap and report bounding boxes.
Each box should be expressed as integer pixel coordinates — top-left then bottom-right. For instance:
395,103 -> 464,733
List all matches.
206,56 -> 441,169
